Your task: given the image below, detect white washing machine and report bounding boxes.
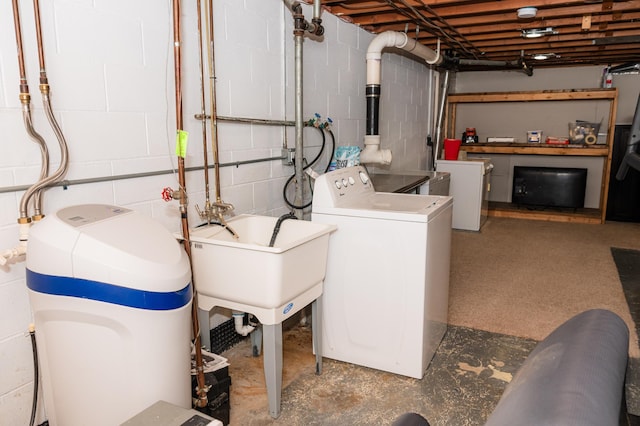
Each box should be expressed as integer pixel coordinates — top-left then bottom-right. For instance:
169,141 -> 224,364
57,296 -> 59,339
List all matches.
311,166 -> 453,379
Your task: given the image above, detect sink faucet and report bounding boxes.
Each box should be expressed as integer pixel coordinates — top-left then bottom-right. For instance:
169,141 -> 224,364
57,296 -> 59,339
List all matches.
196,199 -> 239,239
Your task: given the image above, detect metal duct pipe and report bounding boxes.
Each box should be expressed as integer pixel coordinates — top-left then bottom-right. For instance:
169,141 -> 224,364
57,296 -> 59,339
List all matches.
362,31 -> 443,165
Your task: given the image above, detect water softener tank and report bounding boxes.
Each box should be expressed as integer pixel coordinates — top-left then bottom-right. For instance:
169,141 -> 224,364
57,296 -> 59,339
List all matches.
26,205 -> 193,426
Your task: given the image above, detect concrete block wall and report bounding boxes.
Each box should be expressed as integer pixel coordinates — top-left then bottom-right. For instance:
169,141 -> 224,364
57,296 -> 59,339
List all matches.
0,0 -> 434,423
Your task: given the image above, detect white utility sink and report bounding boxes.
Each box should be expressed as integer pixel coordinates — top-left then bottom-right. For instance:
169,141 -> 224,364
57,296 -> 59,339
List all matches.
189,214 -> 336,311
189,214 -> 337,419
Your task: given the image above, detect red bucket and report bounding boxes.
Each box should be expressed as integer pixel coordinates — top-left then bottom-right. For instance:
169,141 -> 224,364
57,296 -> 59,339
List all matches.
444,138 -> 462,160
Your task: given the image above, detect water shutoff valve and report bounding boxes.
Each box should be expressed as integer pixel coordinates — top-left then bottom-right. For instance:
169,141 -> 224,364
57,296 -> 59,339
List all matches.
161,187 -> 184,202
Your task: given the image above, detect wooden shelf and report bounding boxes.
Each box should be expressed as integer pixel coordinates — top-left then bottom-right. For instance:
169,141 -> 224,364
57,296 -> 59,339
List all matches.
488,202 -> 602,225
447,89 -> 618,104
461,143 -> 608,157
446,88 -> 618,224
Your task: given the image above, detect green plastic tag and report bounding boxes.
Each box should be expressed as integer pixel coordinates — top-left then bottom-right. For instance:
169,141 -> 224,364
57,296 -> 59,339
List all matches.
175,130 -> 188,158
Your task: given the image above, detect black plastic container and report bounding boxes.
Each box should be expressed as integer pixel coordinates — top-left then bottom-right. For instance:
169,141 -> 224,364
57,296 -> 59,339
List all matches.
192,365 -> 231,425
512,166 -> 587,209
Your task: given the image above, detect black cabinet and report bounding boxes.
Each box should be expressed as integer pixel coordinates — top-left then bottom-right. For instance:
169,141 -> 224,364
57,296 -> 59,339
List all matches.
607,125 -> 640,222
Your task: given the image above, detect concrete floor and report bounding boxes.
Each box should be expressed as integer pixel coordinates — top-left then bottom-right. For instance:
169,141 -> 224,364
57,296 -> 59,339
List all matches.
181,241 -> 640,426
207,245 -> 640,426
221,323 -> 538,426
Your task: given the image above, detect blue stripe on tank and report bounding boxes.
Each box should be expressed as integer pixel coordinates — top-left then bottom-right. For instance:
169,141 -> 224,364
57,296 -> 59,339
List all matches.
26,269 -> 192,310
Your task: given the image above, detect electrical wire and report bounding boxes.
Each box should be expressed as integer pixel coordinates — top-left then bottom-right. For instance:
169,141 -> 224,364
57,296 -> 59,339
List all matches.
29,326 -> 38,426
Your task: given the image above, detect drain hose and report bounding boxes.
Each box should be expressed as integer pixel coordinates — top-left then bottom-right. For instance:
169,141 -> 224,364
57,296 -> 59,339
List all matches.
268,212 -> 297,247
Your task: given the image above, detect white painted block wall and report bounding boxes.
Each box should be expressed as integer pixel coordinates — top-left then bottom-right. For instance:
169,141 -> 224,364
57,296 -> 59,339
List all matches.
0,0 -> 434,423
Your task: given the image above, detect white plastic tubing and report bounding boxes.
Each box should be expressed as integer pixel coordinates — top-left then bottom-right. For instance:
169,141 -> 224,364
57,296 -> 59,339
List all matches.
232,311 -> 256,336
361,31 -> 442,165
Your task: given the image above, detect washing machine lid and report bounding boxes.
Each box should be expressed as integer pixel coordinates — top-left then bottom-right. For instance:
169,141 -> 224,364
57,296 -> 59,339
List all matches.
313,192 -> 452,222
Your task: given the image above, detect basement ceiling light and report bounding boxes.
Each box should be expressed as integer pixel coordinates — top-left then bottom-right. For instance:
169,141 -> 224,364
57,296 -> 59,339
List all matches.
521,27 -> 558,38
532,53 -> 559,60
517,7 -> 537,19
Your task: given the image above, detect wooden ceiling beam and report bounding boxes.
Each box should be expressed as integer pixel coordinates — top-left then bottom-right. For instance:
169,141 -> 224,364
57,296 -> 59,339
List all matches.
326,1 -> 640,27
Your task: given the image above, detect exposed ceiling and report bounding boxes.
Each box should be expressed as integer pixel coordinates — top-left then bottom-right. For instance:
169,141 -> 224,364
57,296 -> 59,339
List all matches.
317,0 -> 640,72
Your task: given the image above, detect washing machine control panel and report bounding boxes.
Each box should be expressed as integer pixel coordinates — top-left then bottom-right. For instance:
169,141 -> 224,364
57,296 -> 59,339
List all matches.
312,166 -> 375,208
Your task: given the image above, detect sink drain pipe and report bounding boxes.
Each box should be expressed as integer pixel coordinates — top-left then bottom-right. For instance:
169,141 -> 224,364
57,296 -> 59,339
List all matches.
232,311 -> 256,336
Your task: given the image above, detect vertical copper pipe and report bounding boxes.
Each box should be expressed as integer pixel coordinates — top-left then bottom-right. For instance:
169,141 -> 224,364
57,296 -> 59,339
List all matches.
32,0 -> 47,85
12,0 -> 28,93
172,0 -> 208,409
196,0 -> 211,210
206,0 -> 222,202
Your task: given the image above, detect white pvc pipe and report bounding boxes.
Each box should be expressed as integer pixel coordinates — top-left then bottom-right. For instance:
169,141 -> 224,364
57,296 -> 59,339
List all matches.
232,311 -> 255,336
360,135 -> 392,165
366,31 -> 441,86
362,32 -> 443,165
0,223 -> 29,266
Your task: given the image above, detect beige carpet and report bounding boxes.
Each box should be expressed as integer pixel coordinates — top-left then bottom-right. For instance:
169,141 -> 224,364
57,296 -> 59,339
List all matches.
447,216 -> 640,357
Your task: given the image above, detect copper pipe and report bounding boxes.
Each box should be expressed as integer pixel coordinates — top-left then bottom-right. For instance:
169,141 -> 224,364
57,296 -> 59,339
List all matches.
24,0 -> 70,221
172,0 -> 208,409
12,0 -> 49,221
32,0 -> 47,85
12,0 -> 28,93
196,0 -> 211,212
205,0 -> 222,202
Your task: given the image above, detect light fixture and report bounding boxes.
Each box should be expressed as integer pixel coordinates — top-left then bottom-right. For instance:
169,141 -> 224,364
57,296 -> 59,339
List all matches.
532,53 -> 559,60
517,7 -> 537,19
521,27 -> 558,38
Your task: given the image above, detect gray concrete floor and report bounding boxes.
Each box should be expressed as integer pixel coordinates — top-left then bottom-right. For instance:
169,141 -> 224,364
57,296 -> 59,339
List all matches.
221,324 -> 538,426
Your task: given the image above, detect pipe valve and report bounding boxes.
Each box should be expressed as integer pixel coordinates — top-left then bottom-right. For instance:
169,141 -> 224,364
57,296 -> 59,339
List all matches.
161,187 -> 185,202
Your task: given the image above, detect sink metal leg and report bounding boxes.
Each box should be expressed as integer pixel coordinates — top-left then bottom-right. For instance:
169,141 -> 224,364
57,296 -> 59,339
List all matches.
263,323 -> 283,419
312,298 -> 323,375
251,325 -> 263,357
197,307 -> 211,351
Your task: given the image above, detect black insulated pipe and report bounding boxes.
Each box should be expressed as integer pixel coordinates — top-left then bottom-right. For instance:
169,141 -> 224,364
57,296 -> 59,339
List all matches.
366,85 -> 380,136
